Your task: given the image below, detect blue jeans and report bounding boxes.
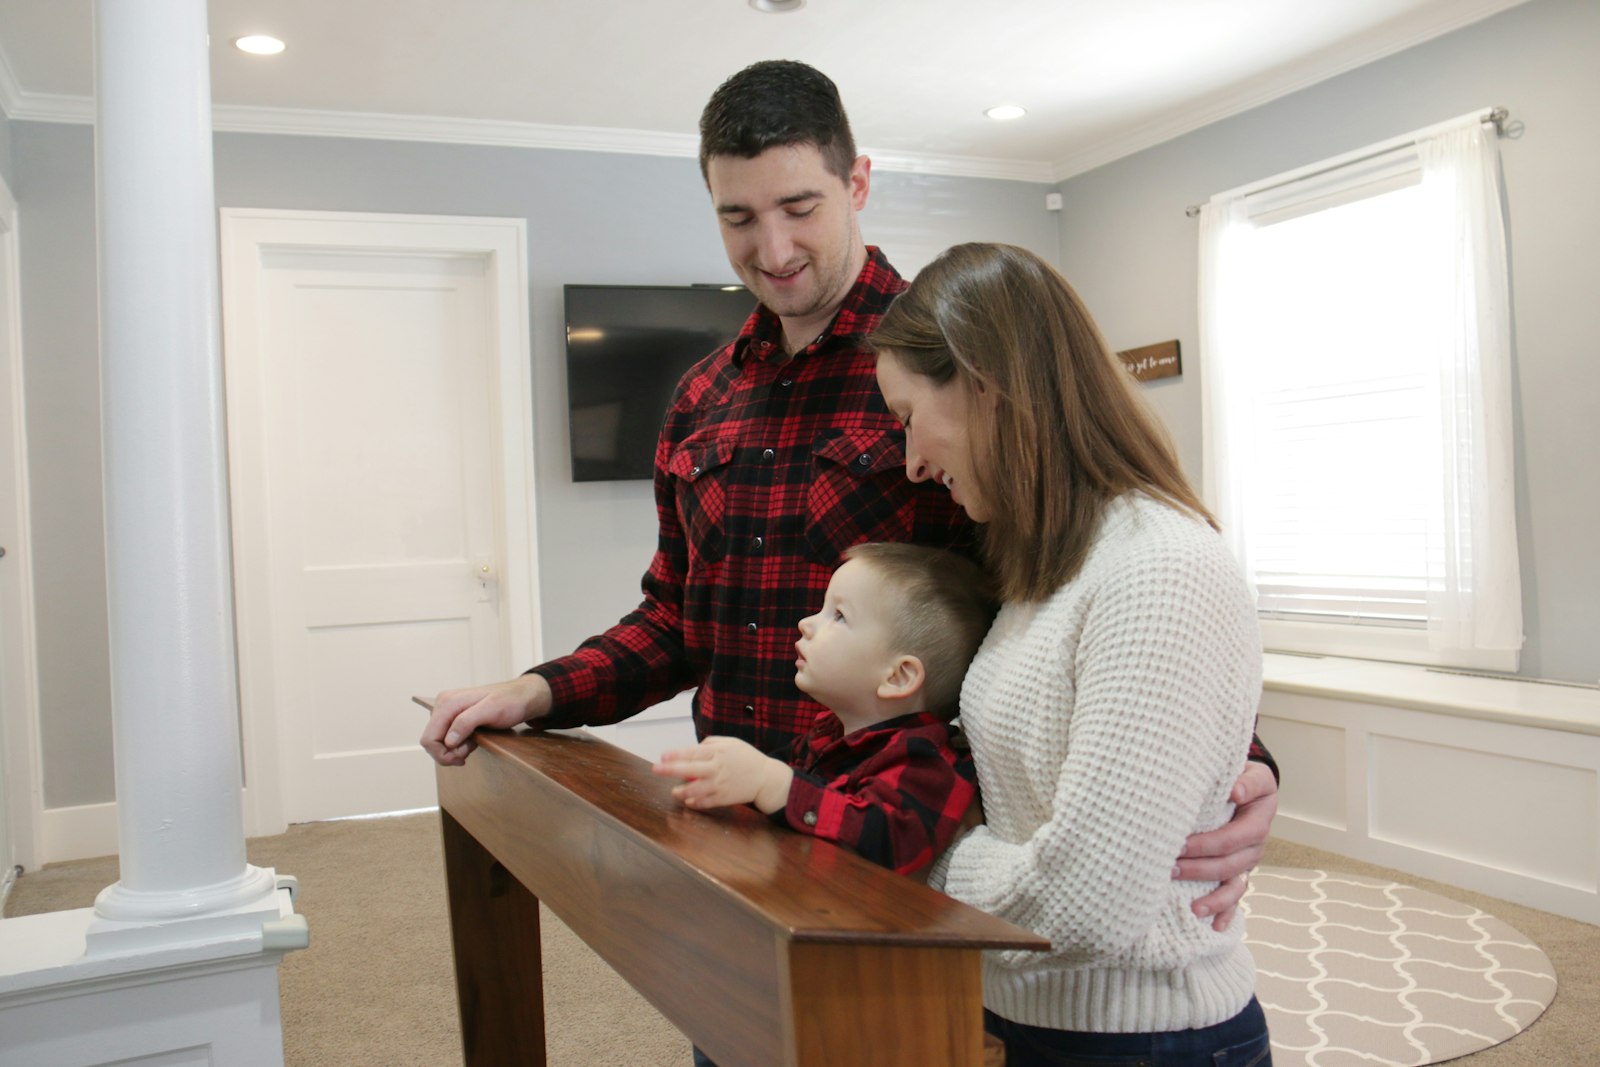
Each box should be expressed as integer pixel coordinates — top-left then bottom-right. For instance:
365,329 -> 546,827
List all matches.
984,997 -> 1272,1067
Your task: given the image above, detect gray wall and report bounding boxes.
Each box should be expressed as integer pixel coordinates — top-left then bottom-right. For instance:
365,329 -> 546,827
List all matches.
21,0 -> 1596,813
1054,0 -> 1599,684
11,122 -> 1057,808
13,122 -> 114,808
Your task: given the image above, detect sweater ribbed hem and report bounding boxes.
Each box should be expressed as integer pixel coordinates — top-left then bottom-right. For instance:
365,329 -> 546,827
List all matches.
982,945 -> 1257,1033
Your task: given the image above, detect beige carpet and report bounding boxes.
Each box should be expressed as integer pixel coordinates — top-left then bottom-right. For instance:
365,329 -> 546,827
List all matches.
1243,868 -> 1557,1067
6,817 -> 1594,1065
3,812 -> 686,1066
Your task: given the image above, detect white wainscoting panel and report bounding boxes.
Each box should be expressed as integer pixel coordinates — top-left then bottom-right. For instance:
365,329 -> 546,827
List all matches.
1369,733 -> 1596,892
1256,716 -> 1347,831
1259,654 -> 1600,925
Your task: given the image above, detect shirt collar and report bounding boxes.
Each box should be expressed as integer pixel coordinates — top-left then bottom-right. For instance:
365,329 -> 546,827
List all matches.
811,709 -> 947,746
732,246 -> 907,367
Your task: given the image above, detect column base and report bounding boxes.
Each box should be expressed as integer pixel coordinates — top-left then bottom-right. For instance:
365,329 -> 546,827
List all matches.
0,874 -> 306,1067
92,862 -> 278,927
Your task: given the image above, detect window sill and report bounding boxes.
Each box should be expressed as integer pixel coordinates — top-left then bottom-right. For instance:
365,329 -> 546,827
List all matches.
1262,652 -> 1600,737
1259,619 -> 1519,673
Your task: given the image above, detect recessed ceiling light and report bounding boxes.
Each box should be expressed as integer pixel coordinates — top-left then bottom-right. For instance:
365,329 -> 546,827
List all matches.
984,105 -> 1027,121
749,0 -> 806,12
233,35 -> 286,56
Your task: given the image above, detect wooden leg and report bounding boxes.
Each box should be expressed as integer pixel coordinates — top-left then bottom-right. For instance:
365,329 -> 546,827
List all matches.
441,808 -> 546,1066
781,943 -> 986,1066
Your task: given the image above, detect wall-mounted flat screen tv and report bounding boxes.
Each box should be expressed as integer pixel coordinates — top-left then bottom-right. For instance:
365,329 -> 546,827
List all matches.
564,284 -> 755,482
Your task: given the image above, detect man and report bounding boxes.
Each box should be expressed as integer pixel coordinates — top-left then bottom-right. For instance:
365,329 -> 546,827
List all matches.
420,60 -> 1275,918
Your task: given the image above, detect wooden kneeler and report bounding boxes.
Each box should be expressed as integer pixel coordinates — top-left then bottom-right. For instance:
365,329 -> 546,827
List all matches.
434,727 -> 1045,1066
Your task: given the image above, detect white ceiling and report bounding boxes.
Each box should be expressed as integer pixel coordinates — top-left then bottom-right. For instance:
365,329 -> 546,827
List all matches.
0,0 -> 1532,182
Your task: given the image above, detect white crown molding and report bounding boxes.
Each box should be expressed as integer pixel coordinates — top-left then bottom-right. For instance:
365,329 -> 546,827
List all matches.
2,0 -> 1530,186
863,148 -> 1054,185
0,38 -> 23,121
2,86 -> 1056,183
215,104 -> 1063,183
2,88 -> 93,125
213,108 -> 1056,182
212,104 -> 702,157
1050,0 -> 1535,181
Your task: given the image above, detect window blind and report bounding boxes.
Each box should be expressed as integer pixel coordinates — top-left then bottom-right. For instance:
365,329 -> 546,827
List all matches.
1230,173 -> 1444,629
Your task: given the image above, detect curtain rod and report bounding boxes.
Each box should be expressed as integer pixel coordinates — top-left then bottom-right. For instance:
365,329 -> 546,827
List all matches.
1183,106 -> 1508,218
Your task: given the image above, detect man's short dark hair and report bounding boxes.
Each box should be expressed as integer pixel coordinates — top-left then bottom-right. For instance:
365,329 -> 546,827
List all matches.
699,60 -> 858,184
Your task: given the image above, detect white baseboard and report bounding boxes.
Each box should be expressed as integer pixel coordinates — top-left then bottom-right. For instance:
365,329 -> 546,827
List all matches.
39,802 -> 119,865
1271,813 -> 1600,925
0,862 -> 19,912
37,787 -> 272,867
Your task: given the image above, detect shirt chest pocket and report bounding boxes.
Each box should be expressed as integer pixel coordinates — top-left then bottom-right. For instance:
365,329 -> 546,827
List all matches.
804,427 -> 915,566
668,432 -> 737,566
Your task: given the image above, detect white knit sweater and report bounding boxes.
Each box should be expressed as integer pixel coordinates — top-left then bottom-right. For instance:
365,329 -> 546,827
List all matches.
932,492 -> 1262,1034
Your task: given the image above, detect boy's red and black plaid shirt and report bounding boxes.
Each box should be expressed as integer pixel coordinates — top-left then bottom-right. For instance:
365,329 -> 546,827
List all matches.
776,710 -> 976,875
531,248 -> 975,751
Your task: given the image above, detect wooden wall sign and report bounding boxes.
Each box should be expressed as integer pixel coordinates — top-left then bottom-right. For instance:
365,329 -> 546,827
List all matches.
1116,340 -> 1182,382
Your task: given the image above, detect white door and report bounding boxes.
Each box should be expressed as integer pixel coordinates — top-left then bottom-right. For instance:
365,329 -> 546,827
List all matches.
222,210 -> 539,832
0,174 -> 39,874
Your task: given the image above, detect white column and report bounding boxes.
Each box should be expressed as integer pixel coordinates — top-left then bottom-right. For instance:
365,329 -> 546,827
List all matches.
92,0 -> 275,921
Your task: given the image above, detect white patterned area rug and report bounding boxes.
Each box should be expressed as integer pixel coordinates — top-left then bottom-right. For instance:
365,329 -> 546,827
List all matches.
1241,868 -> 1557,1067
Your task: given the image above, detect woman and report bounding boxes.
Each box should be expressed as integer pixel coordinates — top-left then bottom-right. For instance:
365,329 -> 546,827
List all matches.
872,243 -> 1270,1066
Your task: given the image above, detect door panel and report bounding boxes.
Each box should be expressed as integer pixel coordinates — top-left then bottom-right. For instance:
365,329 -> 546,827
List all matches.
264,252 -> 498,822
223,211 -> 536,830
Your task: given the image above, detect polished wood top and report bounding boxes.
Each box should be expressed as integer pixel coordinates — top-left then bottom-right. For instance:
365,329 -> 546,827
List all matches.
466,727 -> 1046,951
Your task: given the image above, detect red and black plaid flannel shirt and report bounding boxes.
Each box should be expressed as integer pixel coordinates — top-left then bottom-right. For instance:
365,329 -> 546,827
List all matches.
530,248 -> 1278,778
531,248 -> 973,751
777,711 -> 976,875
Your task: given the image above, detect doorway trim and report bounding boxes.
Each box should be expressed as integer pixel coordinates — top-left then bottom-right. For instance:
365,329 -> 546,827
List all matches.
0,172 -> 42,875
220,208 -> 540,836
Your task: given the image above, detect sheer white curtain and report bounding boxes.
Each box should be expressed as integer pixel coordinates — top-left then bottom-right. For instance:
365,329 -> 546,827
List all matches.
1197,196 -> 1255,592
1198,112 -> 1521,662
1416,123 -> 1522,653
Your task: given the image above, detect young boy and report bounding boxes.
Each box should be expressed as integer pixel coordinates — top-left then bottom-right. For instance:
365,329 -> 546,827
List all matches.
652,542 -> 997,875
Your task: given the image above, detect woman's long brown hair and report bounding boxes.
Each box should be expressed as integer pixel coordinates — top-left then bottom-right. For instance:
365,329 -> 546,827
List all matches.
871,243 -> 1216,602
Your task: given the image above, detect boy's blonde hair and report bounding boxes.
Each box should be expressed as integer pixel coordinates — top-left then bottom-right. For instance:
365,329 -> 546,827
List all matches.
841,543 -> 998,718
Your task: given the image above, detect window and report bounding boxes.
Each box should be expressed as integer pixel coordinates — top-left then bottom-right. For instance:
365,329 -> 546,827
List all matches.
1199,112 -> 1522,671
